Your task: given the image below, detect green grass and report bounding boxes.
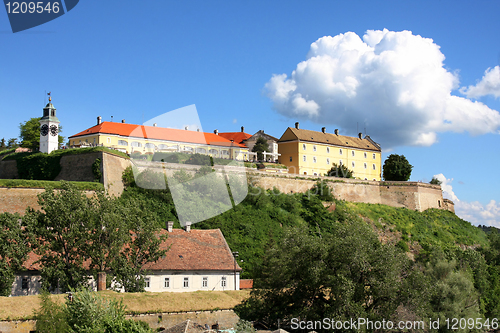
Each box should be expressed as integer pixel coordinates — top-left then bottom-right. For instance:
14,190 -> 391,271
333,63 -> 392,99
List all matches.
348,202 -> 488,248
0,179 -> 104,191
0,148 -> 16,159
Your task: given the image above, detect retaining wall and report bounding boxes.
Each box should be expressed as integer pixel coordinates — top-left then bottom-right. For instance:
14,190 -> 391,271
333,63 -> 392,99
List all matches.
0,310 -> 239,333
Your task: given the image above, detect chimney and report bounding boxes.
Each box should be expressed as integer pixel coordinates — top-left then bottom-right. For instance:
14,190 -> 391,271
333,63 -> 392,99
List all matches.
241,126 -> 244,132
358,133 -> 362,139
185,126 -> 188,130
122,119 -> 125,123
295,122 -> 299,129
321,127 -> 326,133
334,129 -> 339,135
153,123 -> 157,127
197,128 -> 200,132
166,221 -> 173,233
214,129 -> 219,135
185,222 -> 191,232
97,116 -> 102,125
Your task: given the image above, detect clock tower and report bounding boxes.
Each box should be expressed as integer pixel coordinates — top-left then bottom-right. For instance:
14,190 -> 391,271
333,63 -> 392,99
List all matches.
39,94 -> 60,154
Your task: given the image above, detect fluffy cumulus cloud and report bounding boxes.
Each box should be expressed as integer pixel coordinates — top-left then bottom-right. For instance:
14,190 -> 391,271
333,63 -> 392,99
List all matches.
434,173 -> 500,227
460,66 -> 500,99
265,29 -> 500,148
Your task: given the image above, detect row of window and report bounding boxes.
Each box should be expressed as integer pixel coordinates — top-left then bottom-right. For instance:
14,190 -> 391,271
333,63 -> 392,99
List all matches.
144,276 -> 227,289
296,155 -> 377,170
302,144 -> 377,159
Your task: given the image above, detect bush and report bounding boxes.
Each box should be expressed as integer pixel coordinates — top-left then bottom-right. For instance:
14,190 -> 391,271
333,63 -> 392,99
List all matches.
383,154 -> 413,181
325,163 -> 353,178
430,177 -> 442,185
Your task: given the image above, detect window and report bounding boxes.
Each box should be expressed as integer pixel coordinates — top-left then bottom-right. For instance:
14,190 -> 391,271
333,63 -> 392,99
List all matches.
364,152 -> 367,158
313,172 -> 318,176
22,277 -> 28,290
303,144 -> 306,151
85,139 -> 88,143
339,160 -> 343,166
351,151 -> 355,157
313,156 -> 317,163
145,278 -> 150,288
164,277 -> 170,288
289,156 -> 292,162
158,144 -> 168,150
221,277 -> 227,288
373,164 -> 376,170
364,178 -> 368,180
118,140 -> 128,146
209,149 -> 218,156
303,155 -> 306,162
183,277 -> 189,288
327,147 -> 330,153
326,158 -> 330,165
373,153 -> 376,159
93,138 -> 96,144
352,161 -> 355,168
339,148 -> 343,155
364,163 -> 367,169
202,277 -> 208,288
131,141 -> 142,147
145,143 -> 155,149
196,148 -> 206,154
107,138 -> 111,144
313,145 -> 317,152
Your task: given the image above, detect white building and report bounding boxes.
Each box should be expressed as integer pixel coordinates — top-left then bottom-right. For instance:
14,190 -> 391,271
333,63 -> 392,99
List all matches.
11,226 -> 241,296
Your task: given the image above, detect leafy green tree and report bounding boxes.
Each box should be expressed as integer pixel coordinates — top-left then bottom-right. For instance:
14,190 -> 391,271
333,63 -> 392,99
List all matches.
111,201 -> 167,292
430,177 -> 442,185
0,138 -> 5,151
34,292 -> 71,333
252,137 -> 270,161
23,182 -> 95,292
19,117 -> 64,151
236,222 -> 408,330
0,213 -> 31,296
383,154 -> 413,181
7,138 -> 19,148
325,162 -> 353,178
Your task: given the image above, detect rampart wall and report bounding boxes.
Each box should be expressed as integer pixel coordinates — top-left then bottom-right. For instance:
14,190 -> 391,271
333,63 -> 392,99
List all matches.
249,172 -> 449,212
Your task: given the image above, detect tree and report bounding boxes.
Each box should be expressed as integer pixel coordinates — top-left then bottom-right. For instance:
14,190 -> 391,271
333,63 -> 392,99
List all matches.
382,154 -> 413,181
0,213 -> 31,296
235,222 -> 408,330
19,117 -> 64,151
430,177 -> 442,185
111,202 -> 167,292
325,162 -> 353,178
23,183 -> 95,292
0,138 -> 6,151
7,138 -> 19,149
252,137 -> 270,161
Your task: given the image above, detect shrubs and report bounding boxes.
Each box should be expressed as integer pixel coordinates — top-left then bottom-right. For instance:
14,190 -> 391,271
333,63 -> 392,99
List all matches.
35,289 -> 152,333
325,162 -> 353,178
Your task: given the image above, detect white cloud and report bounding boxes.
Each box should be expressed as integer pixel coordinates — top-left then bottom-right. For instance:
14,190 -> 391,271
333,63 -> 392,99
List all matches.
265,29 -> 500,149
433,173 -> 500,227
460,66 -> 500,99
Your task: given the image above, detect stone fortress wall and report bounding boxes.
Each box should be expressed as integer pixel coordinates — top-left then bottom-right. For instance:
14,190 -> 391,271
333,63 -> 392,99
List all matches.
0,151 -> 454,215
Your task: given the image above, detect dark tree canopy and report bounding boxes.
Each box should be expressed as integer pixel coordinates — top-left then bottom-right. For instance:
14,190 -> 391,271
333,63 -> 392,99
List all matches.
325,162 -> 353,178
382,154 -> 413,181
430,177 -> 442,185
251,137 -> 270,161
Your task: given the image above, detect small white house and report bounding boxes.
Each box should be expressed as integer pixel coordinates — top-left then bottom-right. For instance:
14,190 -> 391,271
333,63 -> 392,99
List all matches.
11,227 -> 241,296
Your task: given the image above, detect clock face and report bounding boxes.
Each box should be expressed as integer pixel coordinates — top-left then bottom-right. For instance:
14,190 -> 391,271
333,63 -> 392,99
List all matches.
40,124 -> 49,136
50,125 -> 58,136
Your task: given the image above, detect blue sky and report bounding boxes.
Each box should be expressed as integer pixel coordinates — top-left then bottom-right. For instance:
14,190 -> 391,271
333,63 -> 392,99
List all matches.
1,0 -> 499,226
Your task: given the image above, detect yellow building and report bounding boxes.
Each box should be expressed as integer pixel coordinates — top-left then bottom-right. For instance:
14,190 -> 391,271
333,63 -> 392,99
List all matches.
68,117 -> 249,161
278,123 -> 382,180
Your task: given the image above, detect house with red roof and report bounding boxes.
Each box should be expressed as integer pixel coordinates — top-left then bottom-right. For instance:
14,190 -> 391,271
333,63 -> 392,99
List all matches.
68,117 -> 250,161
11,225 -> 242,296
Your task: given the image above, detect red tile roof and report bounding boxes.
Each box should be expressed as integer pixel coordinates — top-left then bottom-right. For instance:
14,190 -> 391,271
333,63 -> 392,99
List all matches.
22,229 -> 241,273
142,229 -> 241,272
69,122 -> 247,148
218,132 -> 252,145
